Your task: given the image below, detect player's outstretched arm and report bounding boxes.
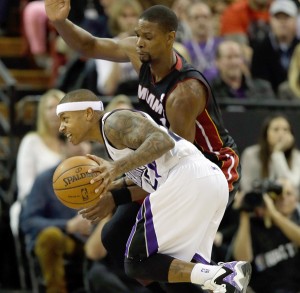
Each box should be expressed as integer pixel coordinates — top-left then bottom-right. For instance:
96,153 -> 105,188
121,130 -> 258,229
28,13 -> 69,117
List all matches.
44,0 -> 132,61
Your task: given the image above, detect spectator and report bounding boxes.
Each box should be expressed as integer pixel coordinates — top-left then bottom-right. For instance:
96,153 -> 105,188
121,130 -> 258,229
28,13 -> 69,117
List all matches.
251,0 -> 300,94
210,40 -> 276,100
171,0 -> 193,43
22,0 -> 51,68
183,1 -> 222,81
232,178 -> 300,293
278,43 -> 300,100
20,140 -> 91,293
55,53 -> 99,94
105,94 -> 134,112
22,0 -> 110,69
240,113 -> 300,193
220,0 -> 272,45
206,0 -> 234,37
80,0 -> 113,38
95,0 -> 142,96
10,89 -> 65,238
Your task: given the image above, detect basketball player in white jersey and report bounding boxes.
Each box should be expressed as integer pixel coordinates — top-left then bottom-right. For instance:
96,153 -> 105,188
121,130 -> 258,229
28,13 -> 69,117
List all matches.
56,89 -> 251,293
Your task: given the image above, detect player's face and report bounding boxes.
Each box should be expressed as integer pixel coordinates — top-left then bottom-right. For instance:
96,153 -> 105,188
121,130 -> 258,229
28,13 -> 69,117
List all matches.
58,111 -> 90,145
135,19 -> 174,64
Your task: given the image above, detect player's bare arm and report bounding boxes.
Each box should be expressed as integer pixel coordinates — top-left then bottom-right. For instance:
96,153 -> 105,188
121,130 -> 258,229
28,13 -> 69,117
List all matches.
86,111 -> 174,195
166,79 -> 207,143
44,0 -> 141,69
104,110 -> 175,177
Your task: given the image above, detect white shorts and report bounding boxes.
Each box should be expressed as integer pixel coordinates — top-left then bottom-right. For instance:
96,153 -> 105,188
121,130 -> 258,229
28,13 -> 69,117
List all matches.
125,155 -> 229,263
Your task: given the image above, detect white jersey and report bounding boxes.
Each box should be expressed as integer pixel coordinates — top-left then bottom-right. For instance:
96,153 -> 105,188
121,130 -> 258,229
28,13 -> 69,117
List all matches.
101,110 -> 229,263
101,111 -> 201,193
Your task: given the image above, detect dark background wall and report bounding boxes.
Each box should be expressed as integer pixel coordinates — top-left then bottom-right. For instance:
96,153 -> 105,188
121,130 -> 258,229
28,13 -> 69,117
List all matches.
221,107 -> 300,155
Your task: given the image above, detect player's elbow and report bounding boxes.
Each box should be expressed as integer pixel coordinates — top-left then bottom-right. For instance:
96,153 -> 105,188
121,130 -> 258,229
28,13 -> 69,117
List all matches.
78,37 -> 98,58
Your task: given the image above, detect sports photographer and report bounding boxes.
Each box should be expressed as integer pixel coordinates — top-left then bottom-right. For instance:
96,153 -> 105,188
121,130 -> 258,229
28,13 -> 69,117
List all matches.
232,178 -> 300,293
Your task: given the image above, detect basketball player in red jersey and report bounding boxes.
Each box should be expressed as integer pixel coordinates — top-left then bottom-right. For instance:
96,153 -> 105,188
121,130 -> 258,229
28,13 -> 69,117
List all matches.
45,2 -> 241,292
45,2 -> 240,196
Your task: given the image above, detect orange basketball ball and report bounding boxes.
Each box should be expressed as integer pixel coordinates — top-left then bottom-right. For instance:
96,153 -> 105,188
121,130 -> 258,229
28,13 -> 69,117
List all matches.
53,156 -> 100,209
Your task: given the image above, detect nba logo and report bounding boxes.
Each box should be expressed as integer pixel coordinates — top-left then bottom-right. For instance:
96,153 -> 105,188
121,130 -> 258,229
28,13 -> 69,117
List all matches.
81,188 -> 89,201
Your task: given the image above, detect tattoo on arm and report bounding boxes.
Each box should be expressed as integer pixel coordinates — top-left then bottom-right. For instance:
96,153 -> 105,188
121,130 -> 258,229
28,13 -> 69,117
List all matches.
105,111 -> 175,176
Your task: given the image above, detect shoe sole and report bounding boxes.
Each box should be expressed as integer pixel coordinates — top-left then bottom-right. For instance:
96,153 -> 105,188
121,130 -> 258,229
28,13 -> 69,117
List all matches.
235,261 -> 252,293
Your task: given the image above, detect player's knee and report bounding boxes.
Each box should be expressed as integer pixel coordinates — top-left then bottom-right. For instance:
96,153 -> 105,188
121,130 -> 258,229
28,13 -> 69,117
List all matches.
124,257 -> 143,279
125,254 -> 174,282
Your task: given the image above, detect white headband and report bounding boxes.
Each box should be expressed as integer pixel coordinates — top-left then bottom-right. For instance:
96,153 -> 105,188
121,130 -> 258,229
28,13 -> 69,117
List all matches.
56,101 -> 104,116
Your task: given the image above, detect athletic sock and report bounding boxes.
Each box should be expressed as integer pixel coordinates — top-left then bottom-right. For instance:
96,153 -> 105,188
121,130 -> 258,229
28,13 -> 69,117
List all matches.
190,263 -> 221,285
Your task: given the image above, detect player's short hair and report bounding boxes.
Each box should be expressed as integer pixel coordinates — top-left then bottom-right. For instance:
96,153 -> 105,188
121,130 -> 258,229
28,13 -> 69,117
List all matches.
60,89 -> 100,104
140,5 -> 178,32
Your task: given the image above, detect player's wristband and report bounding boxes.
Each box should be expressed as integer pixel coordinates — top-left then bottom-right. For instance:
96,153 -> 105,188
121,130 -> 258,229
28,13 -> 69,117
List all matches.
111,188 -> 132,206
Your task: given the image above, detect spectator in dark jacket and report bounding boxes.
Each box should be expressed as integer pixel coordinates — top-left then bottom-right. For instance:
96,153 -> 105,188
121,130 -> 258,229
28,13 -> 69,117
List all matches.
20,141 -> 91,293
210,40 -> 276,101
251,0 -> 300,94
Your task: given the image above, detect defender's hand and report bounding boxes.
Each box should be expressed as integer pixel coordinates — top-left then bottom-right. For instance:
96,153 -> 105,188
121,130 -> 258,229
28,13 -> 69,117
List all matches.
79,192 -> 115,225
45,0 -> 71,22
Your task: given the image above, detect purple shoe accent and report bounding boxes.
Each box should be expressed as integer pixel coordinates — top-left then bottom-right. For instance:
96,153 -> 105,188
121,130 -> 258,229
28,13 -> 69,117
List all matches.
222,262 -> 239,289
217,261 -> 252,293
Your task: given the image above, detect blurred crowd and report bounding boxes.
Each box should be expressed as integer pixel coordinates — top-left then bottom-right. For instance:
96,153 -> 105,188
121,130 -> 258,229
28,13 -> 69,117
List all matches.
1,0 -> 300,293
0,0 -> 300,100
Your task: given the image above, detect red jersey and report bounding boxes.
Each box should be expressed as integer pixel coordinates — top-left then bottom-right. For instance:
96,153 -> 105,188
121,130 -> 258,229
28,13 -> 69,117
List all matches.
137,52 -> 240,193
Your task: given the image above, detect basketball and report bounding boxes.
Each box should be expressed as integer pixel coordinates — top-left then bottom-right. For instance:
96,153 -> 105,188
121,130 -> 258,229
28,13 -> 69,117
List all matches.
53,156 -> 101,209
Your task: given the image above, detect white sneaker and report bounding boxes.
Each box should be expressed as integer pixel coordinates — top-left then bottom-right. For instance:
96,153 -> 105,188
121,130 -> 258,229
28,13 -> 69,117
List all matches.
201,261 -> 252,293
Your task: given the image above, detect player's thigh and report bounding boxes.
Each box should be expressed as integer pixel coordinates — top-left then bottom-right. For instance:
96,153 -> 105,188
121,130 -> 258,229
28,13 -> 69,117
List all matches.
126,161 -> 228,261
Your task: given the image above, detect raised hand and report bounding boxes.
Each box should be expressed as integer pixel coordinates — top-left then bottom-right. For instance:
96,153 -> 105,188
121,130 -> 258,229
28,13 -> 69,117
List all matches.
44,0 -> 71,22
